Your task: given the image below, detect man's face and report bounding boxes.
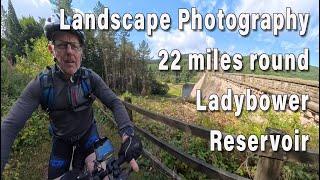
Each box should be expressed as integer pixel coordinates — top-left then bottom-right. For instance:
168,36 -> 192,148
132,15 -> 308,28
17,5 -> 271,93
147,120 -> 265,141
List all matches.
49,32 -> 83,77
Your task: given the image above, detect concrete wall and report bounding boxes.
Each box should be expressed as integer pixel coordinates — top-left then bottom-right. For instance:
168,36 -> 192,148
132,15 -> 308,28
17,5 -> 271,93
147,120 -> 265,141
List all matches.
215,73 -> 319,106
182,84 -> 195,98
189,72 -> 319,124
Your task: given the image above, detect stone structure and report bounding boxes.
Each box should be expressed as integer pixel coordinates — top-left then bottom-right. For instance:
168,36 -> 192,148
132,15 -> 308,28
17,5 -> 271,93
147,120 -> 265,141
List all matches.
188,72 -> 319,124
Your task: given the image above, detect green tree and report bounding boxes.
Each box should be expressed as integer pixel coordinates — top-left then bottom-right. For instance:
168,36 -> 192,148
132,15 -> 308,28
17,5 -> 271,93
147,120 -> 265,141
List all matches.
98,30 -> 118,88
6,0 -> 22,64
1,4 -> 8,61
16,36 -> 53,77
50,0 -> 73,15
19,16 -> 44,53
137,40 -> 151,61
82,29 -> 104,76
1,4 -> 7,38
137,40 -> 152,94
93,1 -> 119,90
118,29 -> 130,92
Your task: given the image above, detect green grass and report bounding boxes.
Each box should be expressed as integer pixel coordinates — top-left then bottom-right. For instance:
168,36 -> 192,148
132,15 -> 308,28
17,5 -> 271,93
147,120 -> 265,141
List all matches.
167,83 -> 183,97
1,63 -> 52,179
3,141 -> 51,179
2,110 -> 51,180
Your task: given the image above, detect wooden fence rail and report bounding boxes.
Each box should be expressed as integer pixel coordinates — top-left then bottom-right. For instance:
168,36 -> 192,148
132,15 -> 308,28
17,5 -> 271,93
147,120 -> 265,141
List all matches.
97,99 -> 319,179
98,105 -> 182,179
122,100 -> 319,165
142,149 -> 182,179
136,125 -> 248,180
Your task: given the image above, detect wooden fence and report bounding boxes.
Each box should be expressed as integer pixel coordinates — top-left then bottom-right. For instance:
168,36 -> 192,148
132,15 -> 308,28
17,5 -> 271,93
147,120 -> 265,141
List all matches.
99,97 -> 319,180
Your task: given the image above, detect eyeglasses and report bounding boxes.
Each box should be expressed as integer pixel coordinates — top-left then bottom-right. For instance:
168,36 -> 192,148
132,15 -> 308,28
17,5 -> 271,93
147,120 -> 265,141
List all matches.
53,40 -> 82,52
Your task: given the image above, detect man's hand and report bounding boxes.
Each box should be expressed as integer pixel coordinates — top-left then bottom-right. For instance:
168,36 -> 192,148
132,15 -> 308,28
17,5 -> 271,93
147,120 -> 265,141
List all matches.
121,135 -> 142,172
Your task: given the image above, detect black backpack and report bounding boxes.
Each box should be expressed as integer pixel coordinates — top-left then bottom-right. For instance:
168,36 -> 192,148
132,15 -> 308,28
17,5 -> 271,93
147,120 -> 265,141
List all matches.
39,66 -> 94,112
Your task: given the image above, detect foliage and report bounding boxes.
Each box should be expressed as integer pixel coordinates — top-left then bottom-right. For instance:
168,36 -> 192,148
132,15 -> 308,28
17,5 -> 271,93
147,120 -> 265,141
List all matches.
11,111 -> 50,150
167,83 -> 182,97
127,94 -> 319,179
282,163 -> 318,180
82,29 -> 104,76
82,2 -> 157,95
150,80 -> 169,95
1,4 -> 7,38
148,57 -> 198,84
15,36 -> 53,77
2,3 -> 45,63
1,56 -> 51,179
19,16 -> 44,52
6,0 -> 23,64
50,0 -> 73,15
137,40 -> 151,61
2,104 -> 51,179
1,61 -> 30,99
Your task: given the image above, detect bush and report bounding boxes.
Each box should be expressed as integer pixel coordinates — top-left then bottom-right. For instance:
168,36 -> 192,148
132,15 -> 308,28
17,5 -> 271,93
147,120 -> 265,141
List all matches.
16,36 -> 53,77
1,60 -> 31,99
150,80 -> 169,95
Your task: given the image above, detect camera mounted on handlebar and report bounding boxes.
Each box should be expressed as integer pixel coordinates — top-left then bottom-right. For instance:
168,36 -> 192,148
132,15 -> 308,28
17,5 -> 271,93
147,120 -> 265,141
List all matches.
75,137 -> 127,180
94,137 -> 114,163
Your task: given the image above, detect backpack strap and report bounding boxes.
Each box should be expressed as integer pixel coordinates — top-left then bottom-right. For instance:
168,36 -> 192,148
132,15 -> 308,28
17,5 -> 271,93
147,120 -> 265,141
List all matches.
39,66 -> 55,112
79,67 -> 93,99
40,66 -> 94,113
65,67 -> 95,112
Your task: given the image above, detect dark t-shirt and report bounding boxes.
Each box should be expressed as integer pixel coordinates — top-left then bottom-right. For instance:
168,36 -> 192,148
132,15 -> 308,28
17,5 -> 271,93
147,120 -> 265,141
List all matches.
1,65 -> 133,171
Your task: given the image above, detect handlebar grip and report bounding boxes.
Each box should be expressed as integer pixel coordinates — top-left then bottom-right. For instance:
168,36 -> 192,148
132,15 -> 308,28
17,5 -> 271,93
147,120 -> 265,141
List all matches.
98,155 -> 126,179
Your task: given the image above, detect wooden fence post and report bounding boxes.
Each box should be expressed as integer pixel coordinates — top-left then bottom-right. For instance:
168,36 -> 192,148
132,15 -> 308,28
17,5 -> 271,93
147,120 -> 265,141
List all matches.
254,128 -> 285,180
124,97 -> 133,121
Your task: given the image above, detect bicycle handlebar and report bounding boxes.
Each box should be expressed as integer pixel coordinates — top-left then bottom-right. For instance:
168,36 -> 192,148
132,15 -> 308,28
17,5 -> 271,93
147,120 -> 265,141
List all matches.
95,155 -> 126,179
76,155 -> 127,180
62,136 -> 136,180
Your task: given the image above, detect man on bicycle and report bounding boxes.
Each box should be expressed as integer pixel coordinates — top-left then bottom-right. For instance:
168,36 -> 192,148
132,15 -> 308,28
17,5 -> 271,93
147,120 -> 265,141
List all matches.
1,14 -> 142,179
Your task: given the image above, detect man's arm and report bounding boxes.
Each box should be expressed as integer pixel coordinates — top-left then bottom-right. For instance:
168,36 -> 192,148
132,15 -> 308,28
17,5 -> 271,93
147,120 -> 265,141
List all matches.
1,78 -> 41,173
90,71 -> 142,171
90,71 -> 134,136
